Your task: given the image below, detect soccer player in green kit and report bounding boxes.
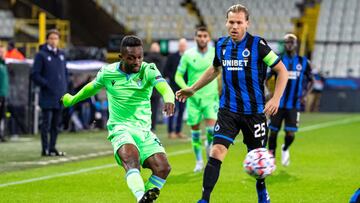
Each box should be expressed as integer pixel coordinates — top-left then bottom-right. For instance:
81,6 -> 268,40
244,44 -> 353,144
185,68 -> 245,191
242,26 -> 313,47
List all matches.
175,26 -> 219,172
62,36 -> 174,203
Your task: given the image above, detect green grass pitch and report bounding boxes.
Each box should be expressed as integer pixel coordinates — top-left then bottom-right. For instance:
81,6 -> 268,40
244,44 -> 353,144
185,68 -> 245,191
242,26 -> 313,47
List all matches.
0,113 -> 359,202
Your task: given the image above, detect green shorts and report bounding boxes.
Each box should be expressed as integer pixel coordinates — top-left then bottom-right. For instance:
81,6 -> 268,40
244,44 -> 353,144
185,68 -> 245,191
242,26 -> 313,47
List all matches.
186,94 -> 219,126
109,126 -> 165,166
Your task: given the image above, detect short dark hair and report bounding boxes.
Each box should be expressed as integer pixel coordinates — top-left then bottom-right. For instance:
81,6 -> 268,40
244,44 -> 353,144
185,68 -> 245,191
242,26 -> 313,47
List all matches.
46,29 -> 60,39
120,35 -> 143,54
226,4 -> 250,20
195,26 -> 209,36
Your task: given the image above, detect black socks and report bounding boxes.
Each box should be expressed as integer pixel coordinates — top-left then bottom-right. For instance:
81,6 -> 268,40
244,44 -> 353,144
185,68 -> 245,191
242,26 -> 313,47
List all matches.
201,157 -> 222,201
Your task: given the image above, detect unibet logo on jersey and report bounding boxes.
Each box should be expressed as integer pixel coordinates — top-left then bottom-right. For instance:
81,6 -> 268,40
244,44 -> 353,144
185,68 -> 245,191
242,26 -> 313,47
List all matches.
221,48 -> 251,71
288,64 -> 303,80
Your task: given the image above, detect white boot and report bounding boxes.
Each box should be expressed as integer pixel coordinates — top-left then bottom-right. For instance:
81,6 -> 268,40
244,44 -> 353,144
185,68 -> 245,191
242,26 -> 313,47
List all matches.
193,160 -> 204,172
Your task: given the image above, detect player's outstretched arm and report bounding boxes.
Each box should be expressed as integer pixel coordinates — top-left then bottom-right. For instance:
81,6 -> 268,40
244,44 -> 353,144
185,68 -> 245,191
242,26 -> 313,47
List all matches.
176,65 -> 220,102
174,71 -> 188,89
155,81 -> 175,117
264,61 -> 288,116
62,81 -> 101,108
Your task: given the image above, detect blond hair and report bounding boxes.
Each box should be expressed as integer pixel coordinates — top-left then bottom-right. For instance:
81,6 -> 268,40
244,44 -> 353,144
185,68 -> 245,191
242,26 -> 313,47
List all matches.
226,4 -> 249,20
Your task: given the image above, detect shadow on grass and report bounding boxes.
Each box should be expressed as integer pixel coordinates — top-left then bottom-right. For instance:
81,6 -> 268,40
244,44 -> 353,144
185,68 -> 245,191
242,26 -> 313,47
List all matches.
166,171 -> 203,184
242,169 -> 300,185
267,169 -> 300,184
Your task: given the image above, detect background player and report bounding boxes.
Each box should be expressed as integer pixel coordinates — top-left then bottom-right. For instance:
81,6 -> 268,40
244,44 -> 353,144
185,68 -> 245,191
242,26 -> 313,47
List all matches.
267,33 -> 313,166
62,36 -> 174,203
175,26 -> 219,172
176,4 -> 288,203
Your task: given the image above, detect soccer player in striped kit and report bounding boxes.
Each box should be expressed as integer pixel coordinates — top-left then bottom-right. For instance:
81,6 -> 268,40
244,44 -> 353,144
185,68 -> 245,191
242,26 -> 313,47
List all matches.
267,33 -> 314,166
176,4 -> 288,203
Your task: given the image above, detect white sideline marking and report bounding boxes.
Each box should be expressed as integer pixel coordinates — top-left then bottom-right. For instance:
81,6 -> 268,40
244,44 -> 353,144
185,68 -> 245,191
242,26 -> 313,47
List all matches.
9,151 -> 114,166
1,116 -> 360,188
0,149 -> 192,188
299,116 -> 360,132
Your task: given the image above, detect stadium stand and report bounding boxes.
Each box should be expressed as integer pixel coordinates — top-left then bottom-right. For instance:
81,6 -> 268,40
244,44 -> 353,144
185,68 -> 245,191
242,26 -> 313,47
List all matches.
313,0 -> 360,77
95,0 -> 299,42
0,10 -> 15,38
197,0 -> 300,41
94,0 -> 199,40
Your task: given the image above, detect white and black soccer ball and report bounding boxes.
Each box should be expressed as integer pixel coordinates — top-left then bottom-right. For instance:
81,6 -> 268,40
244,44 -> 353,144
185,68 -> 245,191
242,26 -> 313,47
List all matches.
243,148 -> 276,179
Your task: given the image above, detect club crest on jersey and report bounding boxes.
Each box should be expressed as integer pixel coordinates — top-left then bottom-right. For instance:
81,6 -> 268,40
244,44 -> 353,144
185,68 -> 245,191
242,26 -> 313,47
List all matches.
242,48 -> 250,57
296,64 -> 302,71
135,78 -> 142,87
214,124 -> 220,131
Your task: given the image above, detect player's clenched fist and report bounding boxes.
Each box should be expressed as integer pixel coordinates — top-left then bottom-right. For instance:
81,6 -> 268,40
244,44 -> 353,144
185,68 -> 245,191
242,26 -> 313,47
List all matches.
163,102 -> 175,117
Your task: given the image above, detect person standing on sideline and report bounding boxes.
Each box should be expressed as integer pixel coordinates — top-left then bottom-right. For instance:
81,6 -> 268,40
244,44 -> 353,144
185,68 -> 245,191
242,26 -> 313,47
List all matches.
175,26 -> 219,172
163,38 -> 188,139
267,33 -> 313,166
62,35 -> 174,203
176,4 -> 288,203
306,69 -> 325,112
31,29 -> 68,156
5,41 -> 25,60
0,44 -> 9,142
144,42 -> 165,132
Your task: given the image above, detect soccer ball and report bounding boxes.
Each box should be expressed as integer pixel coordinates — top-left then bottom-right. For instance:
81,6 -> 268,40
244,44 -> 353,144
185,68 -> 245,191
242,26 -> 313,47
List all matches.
243,148 -> 275,179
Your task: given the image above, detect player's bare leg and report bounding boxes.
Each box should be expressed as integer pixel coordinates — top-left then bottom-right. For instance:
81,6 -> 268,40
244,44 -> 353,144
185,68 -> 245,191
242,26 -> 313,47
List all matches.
141,153 -> 171,202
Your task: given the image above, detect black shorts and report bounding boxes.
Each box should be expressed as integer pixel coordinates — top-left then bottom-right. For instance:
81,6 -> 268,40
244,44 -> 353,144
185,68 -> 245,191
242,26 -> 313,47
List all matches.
269,108 -> 299,132
213,108 -> 268,149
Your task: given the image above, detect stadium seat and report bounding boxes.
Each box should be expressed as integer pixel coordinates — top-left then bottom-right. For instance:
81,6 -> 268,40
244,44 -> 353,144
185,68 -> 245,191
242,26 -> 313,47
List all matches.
0,10 -> 15,38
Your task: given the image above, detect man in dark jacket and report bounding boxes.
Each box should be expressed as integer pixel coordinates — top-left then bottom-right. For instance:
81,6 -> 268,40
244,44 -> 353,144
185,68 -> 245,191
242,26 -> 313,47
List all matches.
144,42 -> 165,131
31,29 -> 68,156
163,38 -> 187,139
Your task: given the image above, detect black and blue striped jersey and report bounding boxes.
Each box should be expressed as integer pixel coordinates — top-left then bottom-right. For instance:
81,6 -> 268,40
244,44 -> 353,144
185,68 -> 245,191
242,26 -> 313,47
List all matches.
213,32 -> 280,115
274,54 -> 312,110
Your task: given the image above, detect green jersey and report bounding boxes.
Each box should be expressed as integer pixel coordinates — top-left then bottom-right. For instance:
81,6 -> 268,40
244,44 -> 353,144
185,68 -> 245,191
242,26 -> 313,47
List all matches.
177,46 -> 218,97
93,61 -> 165,133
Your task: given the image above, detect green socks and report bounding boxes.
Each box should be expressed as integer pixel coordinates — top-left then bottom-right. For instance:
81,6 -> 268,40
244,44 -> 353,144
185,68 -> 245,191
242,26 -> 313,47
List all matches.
125,168 -> 145,201
205,126 -> 214,158
145,174 -> 166,191
191,130 -> 203,161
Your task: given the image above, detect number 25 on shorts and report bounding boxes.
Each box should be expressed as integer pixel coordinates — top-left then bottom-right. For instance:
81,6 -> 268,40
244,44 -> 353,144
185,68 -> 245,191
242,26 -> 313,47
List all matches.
254,123 -> 266,138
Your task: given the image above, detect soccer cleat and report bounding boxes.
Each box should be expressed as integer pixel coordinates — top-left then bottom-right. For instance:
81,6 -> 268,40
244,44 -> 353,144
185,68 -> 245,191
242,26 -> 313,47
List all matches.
193,160 -> 204,172
197,200 -> 208,203
257,189 -> 270,203
138,187 -> 160,203
281,144 -> 290,166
